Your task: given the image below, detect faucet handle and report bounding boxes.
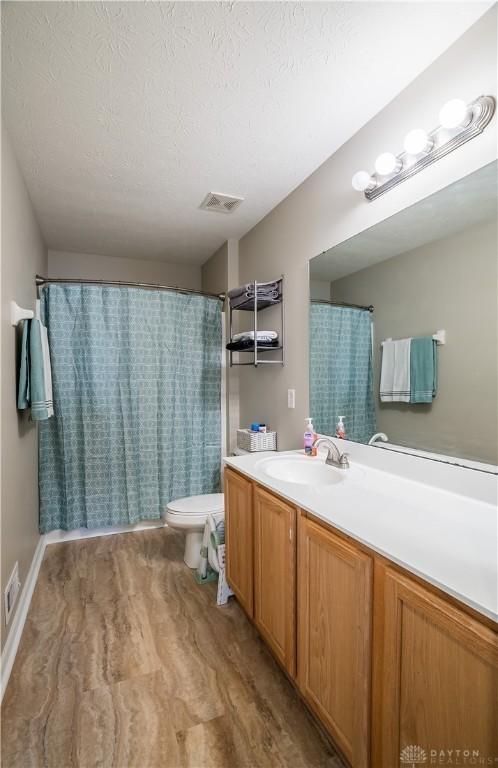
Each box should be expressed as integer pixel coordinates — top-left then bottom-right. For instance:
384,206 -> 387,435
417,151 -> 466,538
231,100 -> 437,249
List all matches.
339,453 -> 350,468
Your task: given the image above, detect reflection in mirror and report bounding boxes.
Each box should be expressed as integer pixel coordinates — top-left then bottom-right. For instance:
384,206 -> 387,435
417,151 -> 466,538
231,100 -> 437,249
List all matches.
309,161 -> 498,469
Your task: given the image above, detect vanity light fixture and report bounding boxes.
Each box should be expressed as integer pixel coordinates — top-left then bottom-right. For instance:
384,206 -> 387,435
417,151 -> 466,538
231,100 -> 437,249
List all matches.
374,152 -> 402,176
439,98 -> 473,129
351,170 -> 376,192
403,128 -> 433,156
351,95 -> 495,201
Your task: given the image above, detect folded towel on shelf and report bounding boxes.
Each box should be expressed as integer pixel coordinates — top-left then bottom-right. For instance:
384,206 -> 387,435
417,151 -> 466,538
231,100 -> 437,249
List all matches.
380,339 -> 411,402
226,338 -> 279,351
230,294 -> 280,310
18,318 -> 54,421
231,330 -> 278,343
228,281 -> 279,300
410,336 -> 437,403
228,281 -> 282,310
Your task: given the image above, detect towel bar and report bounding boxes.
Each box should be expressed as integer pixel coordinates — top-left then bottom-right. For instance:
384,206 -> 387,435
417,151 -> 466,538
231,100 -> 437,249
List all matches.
11,301 -> 34,327
382,329 -> 446,346
432,330 -> 446,345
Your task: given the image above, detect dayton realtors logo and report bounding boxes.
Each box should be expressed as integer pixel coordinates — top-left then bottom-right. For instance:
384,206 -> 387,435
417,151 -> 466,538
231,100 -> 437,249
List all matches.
400,745 -> 428,767
401,745 -> 498,765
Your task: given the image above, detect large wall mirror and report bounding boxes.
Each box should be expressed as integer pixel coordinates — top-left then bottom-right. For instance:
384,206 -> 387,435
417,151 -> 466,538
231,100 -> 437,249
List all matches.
309,161 -> 497,470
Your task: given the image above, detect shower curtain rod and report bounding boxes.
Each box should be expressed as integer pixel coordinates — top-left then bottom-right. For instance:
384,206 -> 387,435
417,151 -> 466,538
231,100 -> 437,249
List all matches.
311,299 -> 374,313
35,275 -> 226,302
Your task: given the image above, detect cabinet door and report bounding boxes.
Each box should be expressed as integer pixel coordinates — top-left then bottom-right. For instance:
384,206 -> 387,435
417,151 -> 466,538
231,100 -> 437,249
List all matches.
254,486 -> 296,676
372,565 -> 498,768
224,468 -> 254,617
298,515 -> 372,768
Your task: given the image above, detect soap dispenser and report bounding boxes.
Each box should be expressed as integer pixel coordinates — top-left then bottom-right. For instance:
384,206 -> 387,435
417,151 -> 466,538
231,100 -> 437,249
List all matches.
304,417 -> 317,456
336,416 -> 346,440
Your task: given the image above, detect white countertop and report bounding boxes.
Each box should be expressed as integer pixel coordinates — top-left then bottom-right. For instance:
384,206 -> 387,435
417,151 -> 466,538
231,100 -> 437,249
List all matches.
224,449 -> 498,623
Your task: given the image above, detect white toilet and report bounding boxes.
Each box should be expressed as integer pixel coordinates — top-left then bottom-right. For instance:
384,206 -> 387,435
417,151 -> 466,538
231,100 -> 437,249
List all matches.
164,493 -> 225,568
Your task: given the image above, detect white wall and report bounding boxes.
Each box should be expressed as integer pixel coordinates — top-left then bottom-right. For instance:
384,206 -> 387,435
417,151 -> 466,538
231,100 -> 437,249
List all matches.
48,250 -> 201,289
1,125 -> 47,650
238,8 -> 497,450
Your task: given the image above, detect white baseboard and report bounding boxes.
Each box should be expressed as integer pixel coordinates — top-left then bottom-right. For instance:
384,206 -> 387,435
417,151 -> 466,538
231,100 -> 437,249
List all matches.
0,534 -> 46,702
0,519 -> 167,702
44,519 -> 166,544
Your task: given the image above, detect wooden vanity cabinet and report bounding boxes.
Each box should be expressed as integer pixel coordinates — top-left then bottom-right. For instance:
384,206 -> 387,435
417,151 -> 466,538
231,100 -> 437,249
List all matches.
298,513 -> 373,768
224,470 -> 498,768
372,563 -> 498,768
254,485 -> 297,676
224,468 -> 254,617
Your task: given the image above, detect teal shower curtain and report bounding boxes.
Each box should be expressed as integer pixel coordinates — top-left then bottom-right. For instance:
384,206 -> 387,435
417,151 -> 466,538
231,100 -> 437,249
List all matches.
309,303 -> 376,443
39,284 -> 222,533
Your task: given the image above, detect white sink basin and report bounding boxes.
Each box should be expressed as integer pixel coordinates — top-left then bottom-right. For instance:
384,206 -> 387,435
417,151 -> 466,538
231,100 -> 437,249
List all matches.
256,454 -> 346,486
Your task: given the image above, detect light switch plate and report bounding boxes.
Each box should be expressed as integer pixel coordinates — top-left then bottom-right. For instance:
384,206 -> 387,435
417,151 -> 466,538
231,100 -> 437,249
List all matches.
287,389 -> 295,409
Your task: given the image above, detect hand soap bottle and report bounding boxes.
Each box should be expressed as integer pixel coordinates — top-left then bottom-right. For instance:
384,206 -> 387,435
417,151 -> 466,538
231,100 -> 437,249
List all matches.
304,417 -> 317,456
336,416 -> 346,440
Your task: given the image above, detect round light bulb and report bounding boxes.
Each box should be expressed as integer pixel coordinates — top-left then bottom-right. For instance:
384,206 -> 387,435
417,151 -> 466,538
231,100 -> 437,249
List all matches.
403,128 -> 433,155
351,170 -> 375,192
374,152 -> 402,176
439,99 -> 472,129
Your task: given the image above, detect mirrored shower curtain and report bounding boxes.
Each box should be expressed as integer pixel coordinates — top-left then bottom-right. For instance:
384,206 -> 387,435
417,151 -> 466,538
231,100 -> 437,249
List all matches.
39,284 -> 222,533
309,302 -> 376,443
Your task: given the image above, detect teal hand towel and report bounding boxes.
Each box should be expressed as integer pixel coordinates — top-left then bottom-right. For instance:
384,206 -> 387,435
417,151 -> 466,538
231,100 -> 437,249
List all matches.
410,336 -> 437,403
17,320 -> 30,409
17,318 -> 54,420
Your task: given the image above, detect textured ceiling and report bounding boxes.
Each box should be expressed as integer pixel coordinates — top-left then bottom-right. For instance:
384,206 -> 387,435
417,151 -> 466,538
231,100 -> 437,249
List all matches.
1,1 -> 491,265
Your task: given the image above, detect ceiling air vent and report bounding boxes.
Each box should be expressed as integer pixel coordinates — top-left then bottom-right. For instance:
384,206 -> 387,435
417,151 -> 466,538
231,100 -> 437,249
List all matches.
200,192 -> 244,214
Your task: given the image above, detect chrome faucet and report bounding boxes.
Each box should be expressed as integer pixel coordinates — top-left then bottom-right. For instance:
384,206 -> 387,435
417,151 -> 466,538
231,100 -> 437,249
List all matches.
368,432 -> 388,445
312,437 -> 350,470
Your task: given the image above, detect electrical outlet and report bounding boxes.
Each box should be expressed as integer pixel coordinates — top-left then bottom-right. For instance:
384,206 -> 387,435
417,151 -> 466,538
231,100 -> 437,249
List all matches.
287,389 -> 295,409
4,562 -> 21,625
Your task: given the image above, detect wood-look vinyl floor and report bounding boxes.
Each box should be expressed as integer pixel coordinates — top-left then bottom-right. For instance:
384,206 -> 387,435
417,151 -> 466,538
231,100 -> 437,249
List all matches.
1,528 -> 343,768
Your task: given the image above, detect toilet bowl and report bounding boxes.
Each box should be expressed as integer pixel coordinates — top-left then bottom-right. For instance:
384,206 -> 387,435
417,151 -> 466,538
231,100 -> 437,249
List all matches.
164,493 -> 224,568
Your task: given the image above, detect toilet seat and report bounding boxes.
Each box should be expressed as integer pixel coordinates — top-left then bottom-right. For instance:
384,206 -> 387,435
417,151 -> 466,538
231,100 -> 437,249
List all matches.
166,493 -> 224,516
164,510 -> 207,528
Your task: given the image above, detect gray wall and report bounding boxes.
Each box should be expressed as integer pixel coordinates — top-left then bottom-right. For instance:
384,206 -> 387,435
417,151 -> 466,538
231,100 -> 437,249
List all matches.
237,9 -> 497,451
201,240 -> 240,453
1,126 -> 47,650
331,218 -> 497,463
309,280 -> 332,301
201,242 -> 228,295
48,250 -> 201,289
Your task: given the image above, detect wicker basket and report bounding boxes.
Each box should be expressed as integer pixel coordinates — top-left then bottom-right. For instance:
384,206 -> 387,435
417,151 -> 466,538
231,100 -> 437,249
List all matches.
237,429 -> 277,452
